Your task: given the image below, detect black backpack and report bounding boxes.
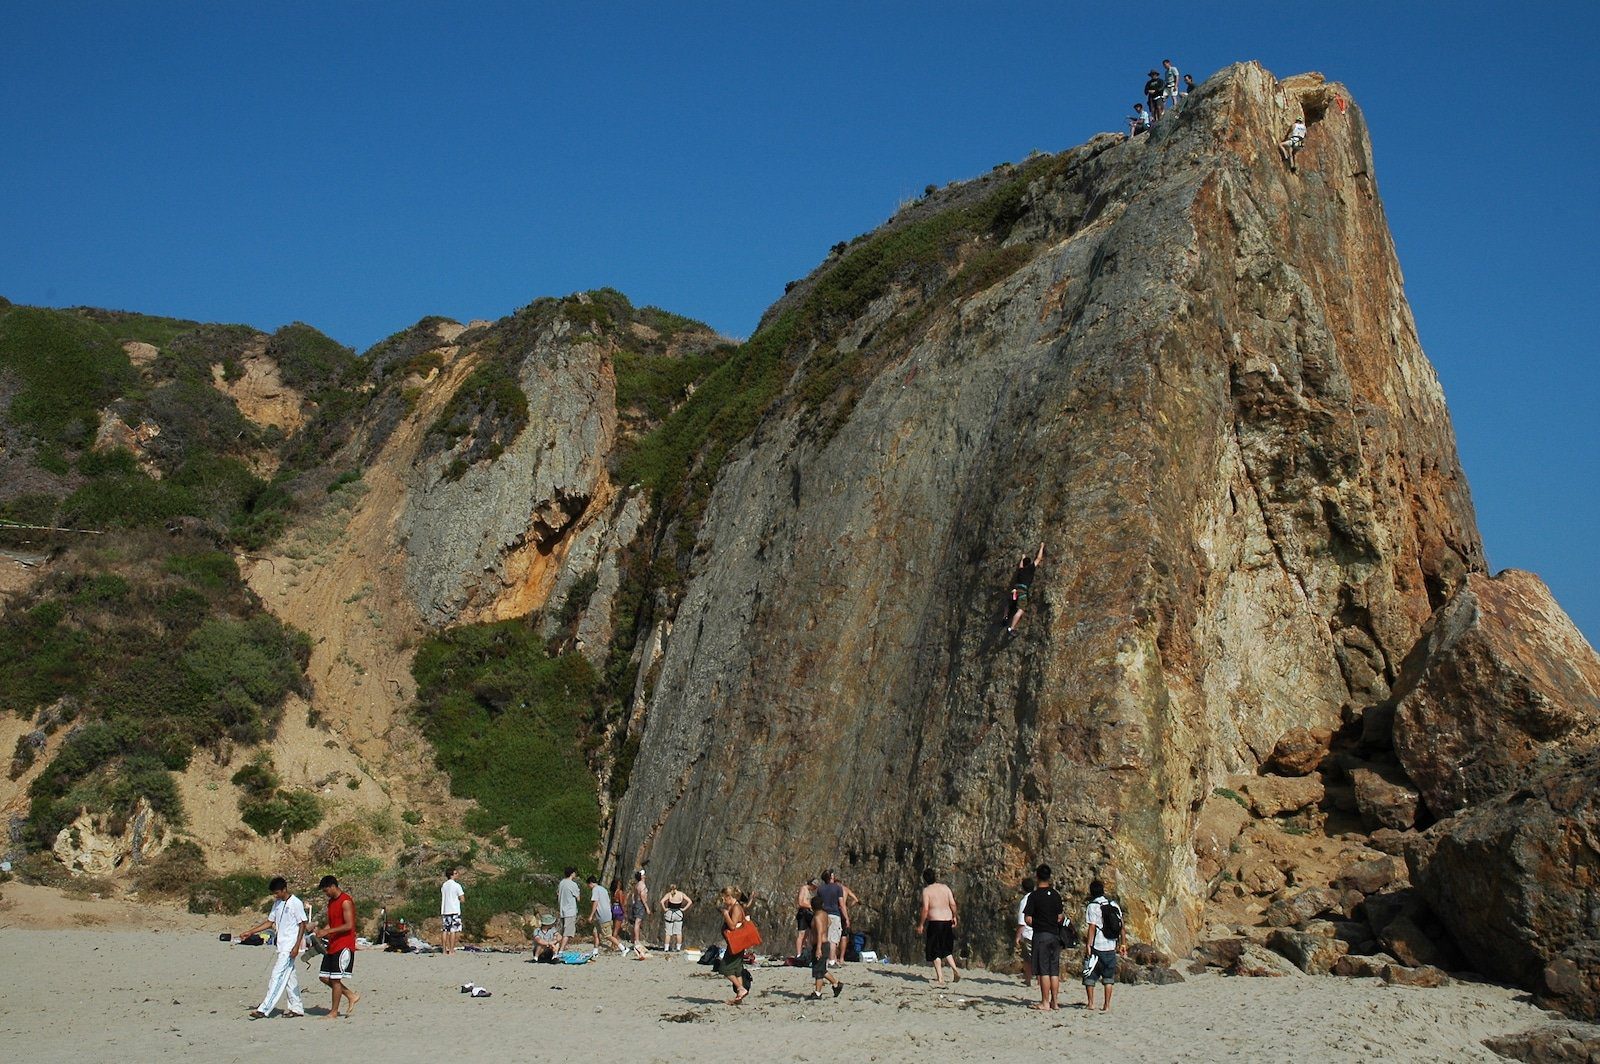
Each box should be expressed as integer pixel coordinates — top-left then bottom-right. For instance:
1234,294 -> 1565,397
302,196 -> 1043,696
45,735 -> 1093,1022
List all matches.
1099,900 -> 1123,941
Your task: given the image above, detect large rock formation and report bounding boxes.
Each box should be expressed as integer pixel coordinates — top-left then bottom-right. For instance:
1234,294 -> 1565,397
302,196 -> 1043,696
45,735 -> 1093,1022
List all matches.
1391,569 -> 1600,818
606,63 -> 1483,959
1412,750 -> 1600,1021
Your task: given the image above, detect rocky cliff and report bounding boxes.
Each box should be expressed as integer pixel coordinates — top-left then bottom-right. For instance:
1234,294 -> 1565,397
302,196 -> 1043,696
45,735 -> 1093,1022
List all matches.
606,63 -> 1483,958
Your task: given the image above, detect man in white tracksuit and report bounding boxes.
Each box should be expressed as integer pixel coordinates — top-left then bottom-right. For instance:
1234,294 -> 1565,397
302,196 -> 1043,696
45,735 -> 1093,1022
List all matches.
240,876 -> 309,1019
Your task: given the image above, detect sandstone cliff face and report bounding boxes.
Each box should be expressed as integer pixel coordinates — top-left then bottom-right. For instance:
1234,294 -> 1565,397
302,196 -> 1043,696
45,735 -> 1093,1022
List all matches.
1392,569 -> 1600,818
607,64 -> 1483,958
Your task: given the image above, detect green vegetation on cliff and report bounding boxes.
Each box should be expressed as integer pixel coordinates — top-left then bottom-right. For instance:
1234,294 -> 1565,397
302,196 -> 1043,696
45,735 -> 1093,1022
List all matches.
1,536 -> 310,849
411,619 -> 603,873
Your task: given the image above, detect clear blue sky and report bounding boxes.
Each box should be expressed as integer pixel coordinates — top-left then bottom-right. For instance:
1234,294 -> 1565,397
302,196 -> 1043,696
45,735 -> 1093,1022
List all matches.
2,2 -> 1596,641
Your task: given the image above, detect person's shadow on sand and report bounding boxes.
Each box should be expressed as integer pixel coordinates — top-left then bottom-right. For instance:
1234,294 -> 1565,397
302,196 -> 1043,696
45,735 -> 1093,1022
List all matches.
668,994 -> 724,1006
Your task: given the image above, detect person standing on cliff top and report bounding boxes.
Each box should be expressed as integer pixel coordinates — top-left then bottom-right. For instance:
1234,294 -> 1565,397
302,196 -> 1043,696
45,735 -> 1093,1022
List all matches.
1005,542 -> 1046,634
917,868 -> 961,987
1144,69 -> 1165,120
1161,59 -> 1181,112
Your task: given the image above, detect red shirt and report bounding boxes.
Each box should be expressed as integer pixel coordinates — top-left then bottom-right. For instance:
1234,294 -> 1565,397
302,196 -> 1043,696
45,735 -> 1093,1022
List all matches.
326,892 -> 357,955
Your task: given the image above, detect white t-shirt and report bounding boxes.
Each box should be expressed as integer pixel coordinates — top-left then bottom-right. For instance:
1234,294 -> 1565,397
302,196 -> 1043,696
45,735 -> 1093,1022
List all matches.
269,895 -> 309,954
441,878 -> 465,916
591,883 -> 610,917
1085,897 -> 1120,952
1290,121 -> 1306,140
558,877 -> 581,918
1016,895 -> 1033,941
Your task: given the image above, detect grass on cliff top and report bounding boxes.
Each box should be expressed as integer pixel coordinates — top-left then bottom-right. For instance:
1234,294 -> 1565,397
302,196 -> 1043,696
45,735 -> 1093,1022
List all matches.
411,620 -> 603,876
0,305 -> 135,445
1,534 -> 311,850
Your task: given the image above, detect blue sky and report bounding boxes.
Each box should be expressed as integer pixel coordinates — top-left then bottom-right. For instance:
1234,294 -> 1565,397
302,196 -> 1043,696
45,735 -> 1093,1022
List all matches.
2,2 -> 1595,640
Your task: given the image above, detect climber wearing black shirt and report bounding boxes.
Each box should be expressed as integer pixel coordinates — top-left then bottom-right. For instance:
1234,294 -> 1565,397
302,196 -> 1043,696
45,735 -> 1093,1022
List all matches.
1005,542 -> 1046,634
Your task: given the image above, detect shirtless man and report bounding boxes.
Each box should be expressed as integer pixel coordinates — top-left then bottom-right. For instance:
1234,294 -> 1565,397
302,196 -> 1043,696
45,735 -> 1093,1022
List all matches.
794,878 -> 817,959
917,868 -> 961,987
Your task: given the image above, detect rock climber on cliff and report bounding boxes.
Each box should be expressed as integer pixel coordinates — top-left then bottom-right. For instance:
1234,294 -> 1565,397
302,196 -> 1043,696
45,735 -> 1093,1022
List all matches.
1279,117 -> 1308,171
1004,542 -> 1046,635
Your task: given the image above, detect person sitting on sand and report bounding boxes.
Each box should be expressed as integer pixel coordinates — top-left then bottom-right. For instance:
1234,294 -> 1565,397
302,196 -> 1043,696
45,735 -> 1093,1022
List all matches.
240,876 -> 308,1019
313,874 -> 361,1019
1005,542 -> 1046,634
532,913 -> 561,962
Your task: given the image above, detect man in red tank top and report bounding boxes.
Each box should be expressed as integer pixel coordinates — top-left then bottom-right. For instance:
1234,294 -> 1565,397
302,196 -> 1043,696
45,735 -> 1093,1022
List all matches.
315,875 -> 361,1019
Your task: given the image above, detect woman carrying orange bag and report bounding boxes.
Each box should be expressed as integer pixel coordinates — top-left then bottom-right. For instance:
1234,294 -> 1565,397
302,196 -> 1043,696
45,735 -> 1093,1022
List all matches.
718,887 -> 759,1005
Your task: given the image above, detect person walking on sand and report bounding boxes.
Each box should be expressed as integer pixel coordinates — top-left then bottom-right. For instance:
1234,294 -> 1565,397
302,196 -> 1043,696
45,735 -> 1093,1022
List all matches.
808,892 -> 844,1000
1015,876 -> 1036,988
440,868 -> 465,955
794,878 -> 817,960
588,874 -> 619,951
1005,542 -> 1046,634
1279,118 -> 1308,171
917,868 -> 961,987
661,884 -> 693,953
314,875 -> 360,1019
717,887 -> 755,1004
1023,864 -> 1066,1011
629,870 -> 652,959
240,876 -> 308,1019
557,867 -> 581,953
815,869 -> 849,967
1083,879 -> 1128,1011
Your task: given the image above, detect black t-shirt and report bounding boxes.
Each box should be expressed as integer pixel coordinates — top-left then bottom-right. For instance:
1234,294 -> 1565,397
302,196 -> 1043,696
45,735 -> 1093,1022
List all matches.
1013,559 -> 1036,588
1145,76 -> 1163,98
1023,887 -> 1064,936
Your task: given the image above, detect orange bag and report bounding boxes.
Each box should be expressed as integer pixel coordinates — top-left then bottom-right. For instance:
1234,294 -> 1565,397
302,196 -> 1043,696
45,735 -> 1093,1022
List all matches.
724,919 -> 762,954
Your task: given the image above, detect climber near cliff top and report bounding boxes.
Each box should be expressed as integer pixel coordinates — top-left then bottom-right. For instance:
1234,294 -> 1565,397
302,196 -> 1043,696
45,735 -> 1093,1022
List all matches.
1279,117 -> 1308,171
1005,542 -> 1046,634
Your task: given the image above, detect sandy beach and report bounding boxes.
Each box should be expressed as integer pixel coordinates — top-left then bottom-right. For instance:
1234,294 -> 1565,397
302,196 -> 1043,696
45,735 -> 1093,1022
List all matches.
0,887 -> 1555,1064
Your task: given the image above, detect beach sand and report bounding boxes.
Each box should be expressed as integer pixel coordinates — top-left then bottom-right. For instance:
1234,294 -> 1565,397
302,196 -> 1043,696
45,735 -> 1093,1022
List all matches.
0,886 -> 1554,1064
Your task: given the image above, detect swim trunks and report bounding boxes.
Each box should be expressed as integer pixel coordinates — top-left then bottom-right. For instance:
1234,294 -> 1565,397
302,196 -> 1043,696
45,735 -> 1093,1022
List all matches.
924,920 -> 955,961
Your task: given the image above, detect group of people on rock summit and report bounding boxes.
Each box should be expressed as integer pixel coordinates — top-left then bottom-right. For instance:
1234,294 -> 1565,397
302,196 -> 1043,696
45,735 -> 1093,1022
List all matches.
1126,58 -> 1193,136
1122,58 -> 1315,172
238,863 -> 1127,1017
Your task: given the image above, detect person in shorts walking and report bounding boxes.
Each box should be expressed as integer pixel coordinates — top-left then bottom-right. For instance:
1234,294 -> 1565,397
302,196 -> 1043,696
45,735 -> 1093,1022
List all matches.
1022,864 -> 1066,1011
814,870 -> 848,966
1083,879 -> 1127,1011
556,867 -> 581,953
314,874 -> 360,1019
587,874 -> 619,951
917,868 -> 961,987
440,868 -> 465,955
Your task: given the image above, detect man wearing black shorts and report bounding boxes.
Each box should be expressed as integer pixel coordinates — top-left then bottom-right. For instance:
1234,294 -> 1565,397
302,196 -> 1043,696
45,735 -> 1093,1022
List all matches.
1022,864 -> 1065,1011
794,878 -> 816,959
314,874 -> 360,1019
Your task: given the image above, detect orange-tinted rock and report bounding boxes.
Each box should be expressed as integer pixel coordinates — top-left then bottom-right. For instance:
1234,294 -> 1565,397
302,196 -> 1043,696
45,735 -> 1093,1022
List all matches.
1392,570 -> 1600,818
